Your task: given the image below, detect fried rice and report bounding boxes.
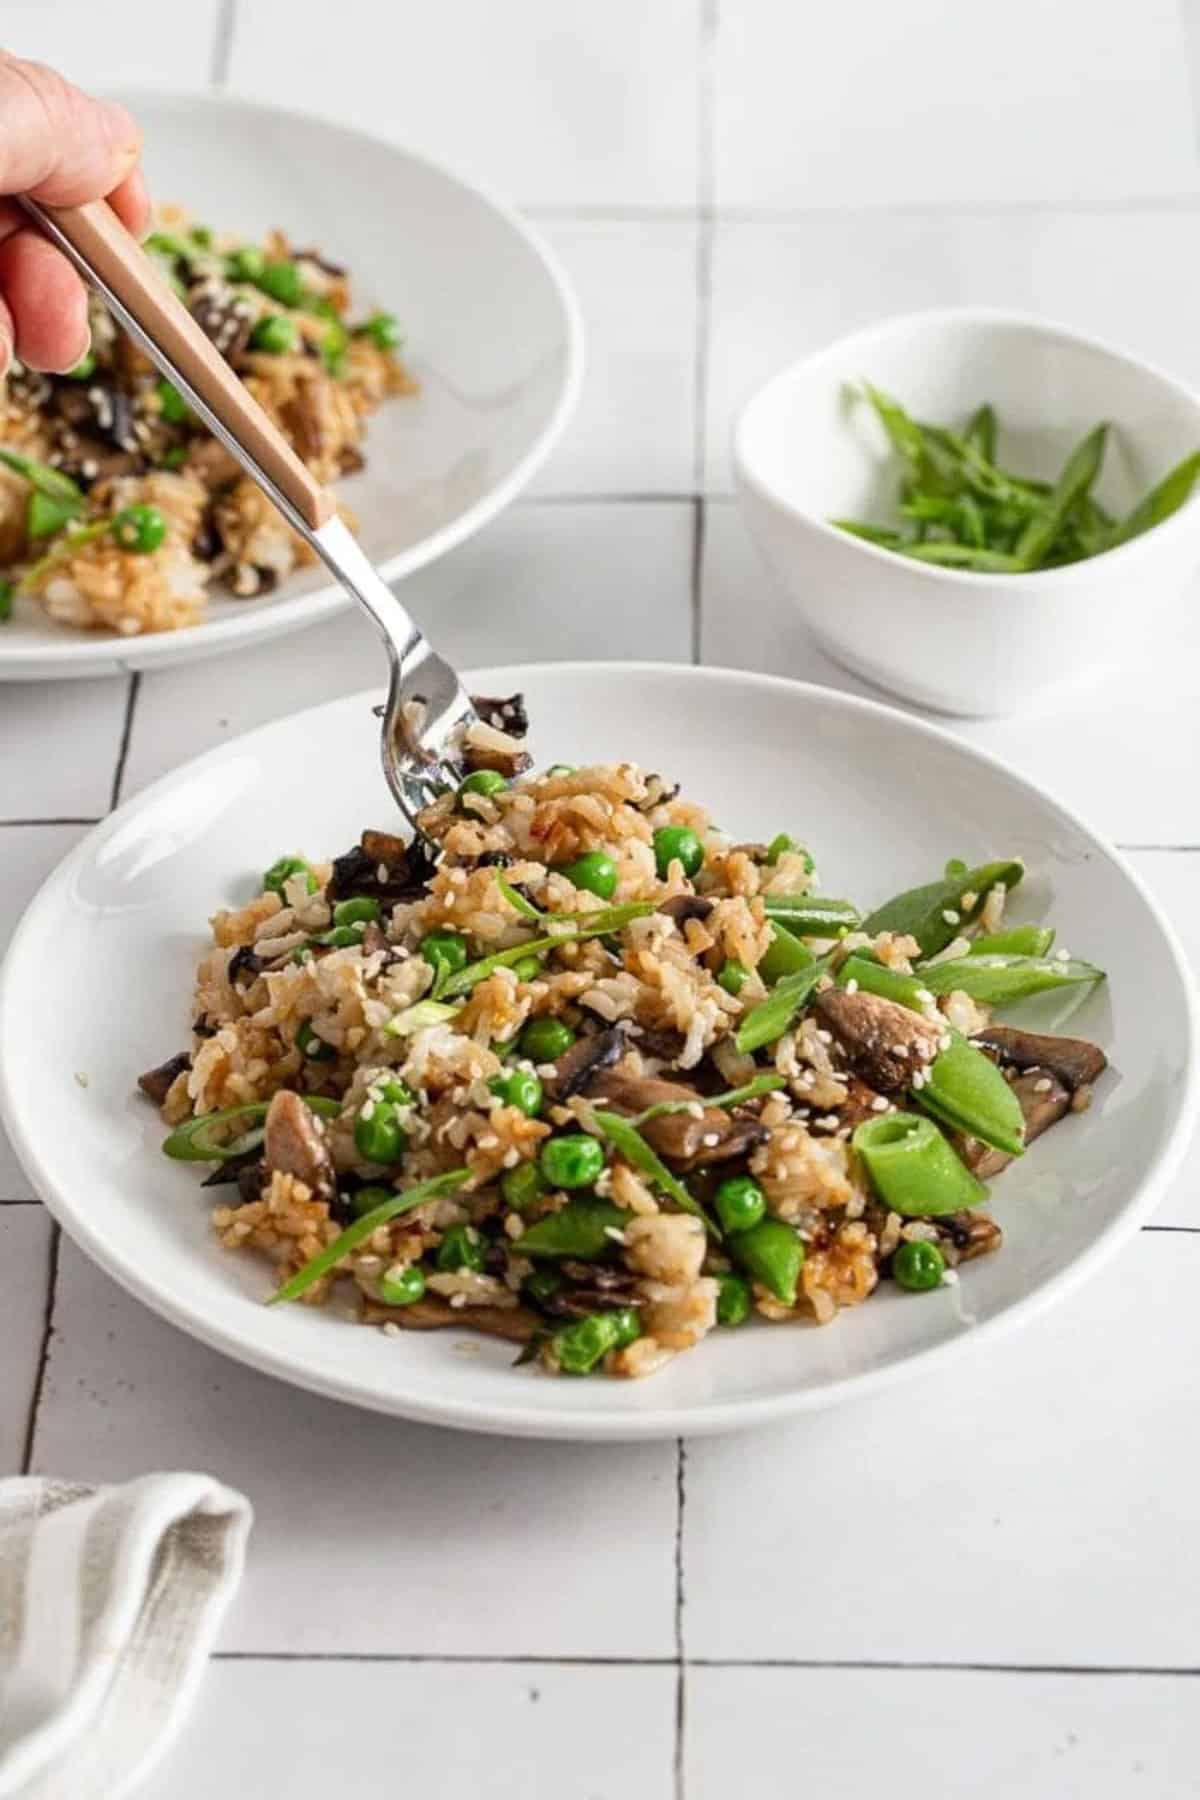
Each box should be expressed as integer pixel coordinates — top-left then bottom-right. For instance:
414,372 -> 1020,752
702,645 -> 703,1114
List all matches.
141,700 -> 1108,1380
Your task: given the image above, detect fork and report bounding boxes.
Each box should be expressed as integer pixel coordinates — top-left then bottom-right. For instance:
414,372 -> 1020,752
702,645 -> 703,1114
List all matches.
21,196 -> 478,828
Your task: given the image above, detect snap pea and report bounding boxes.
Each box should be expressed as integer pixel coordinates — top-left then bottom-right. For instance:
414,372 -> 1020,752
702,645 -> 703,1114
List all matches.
898,542 -> 1027,573
760,895 -> 861,937
552,1308 -> 640,1375
916,1033 -> 1026,1156
715,1273 -> 751,1326
515,1197 -> 630,1259
1108,449 -> 1200,549
436,1223 -> 485,1274
831,519 -> 905,548
28,491 -> 81,539
837,954 -> 930,1013
730,1218 -> 805,1307
270,1169 -> 470,1304
735,953 -> 834,1055
917,954 -> 1104,1005
968,925 -> 1055,958
1015,424 -> 1108,568
757,921 -> 814,984
853,1111 -> 986,1216
437,902 -> 656,999
589,1109 -> 720,1238
964,402 -> 997,464
861,859 -> 1025,958
162,1094 -> 340,1161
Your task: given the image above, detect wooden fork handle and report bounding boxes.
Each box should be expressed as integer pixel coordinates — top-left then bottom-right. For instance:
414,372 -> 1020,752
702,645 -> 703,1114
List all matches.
23,197 -> 334,532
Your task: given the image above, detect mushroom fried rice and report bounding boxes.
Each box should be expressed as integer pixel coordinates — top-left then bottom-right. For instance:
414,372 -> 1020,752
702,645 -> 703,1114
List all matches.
142,699 -> 1109,1380
0,209 -> 413,636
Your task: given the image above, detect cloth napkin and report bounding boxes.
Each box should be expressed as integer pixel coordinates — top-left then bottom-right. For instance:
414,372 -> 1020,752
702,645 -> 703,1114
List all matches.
0,1473 -> 252,1800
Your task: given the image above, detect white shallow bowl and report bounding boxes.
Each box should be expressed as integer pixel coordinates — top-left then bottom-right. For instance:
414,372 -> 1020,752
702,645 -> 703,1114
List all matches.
1,664 -> 1194,1440
734,309 -> 1200,716
0,92 -> 582,681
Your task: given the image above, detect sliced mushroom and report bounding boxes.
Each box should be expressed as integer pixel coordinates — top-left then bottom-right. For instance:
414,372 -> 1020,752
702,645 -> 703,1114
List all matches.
956,1069 -> 1072,1179
541,1025 -> 629,1103
470,694 -> 529,738
833,1075 -> 892,1132
588,1070 -> 768,1172
361,1296 -> 538,1343
931,1209 -> 1004,1262
327,830 -> 439,904
658,894 -> 715,927
813,988 -> 944,1093
972,1026 -> 1107,1092
462,717 -> 533,779
262,1089 -> 336,1202
137,1050 -> 190,1106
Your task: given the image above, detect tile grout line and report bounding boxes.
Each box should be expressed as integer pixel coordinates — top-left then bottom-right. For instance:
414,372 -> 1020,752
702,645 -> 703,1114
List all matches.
210,1650 -> 1200,1677
522,192 -> 1200,224
109,672 -> 141,812
19,1224 -> 59,1475
0,818 -> 102,829
673,1437 -> 689,1800
688,0 -> 718,677
209,0 -> 238,87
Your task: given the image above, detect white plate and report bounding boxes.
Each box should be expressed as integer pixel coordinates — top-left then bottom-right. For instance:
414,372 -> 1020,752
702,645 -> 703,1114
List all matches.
0,92 -> 582,681
1,665 -> 1194,1439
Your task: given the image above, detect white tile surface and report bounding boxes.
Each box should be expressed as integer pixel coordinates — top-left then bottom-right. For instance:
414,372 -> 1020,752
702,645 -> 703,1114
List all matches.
0,680 -> 127,821
123,501 -> 694,793
142,1660 -> 675,1800
713,0 -> 1200,210
34,1239 -> 679,1658
688,1667 -> 1200,1799
0,825 -> 90,1201
3,0 -> 224,88
229,0 -> 699,208
705,212 -> 1200,493
530,221 -> 698,496
683,1232 -> 1200,1666
0,1209 -> 53,1472
699,500 -> 1200,846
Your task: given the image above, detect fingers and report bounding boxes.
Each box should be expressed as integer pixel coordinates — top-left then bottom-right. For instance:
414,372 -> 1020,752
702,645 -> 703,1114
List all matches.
0,228 -> 89,373
0,55 -> 143,205
0,291 -> 14,380
108,166 -> 150,239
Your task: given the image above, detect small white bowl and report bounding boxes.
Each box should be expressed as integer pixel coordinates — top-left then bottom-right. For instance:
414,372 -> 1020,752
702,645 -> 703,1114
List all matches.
733,309 -> 1200,716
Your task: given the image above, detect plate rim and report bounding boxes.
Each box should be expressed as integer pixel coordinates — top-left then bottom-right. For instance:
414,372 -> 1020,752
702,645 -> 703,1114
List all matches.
2,660 -> 1196,1439
0,88 -> 585,677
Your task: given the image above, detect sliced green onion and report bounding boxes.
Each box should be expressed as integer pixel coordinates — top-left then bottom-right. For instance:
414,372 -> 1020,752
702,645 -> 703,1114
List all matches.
162,1093 -> 340,1162
632,1073 -> 785,1128
438,903 -> 656,999
587,1109 -> 720,1239
383,999 -> 463,1038
760,896 -> 860,936
269,1169 -> 470,1304
495,871 -> 542,921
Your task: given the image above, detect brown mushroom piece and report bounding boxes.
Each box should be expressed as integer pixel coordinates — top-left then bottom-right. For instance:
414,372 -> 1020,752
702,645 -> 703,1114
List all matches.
956,1027 -> 1107,1179
470,694 -> 530,738
461,716 -> 533,779
931,1210 -> 1004,1263
541,1025 -> 629,1104
813,988 -> 944,1094
137,1051 -> 190,1106
658,894 -> 715,927
586,1070 -> 769,1172
326,829 -> 438,904
361,1296 -> 538,1343
262,1089 -> 336,1203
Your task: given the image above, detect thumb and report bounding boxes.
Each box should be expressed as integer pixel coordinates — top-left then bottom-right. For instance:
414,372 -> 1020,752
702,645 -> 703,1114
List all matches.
0,53 -> 142,204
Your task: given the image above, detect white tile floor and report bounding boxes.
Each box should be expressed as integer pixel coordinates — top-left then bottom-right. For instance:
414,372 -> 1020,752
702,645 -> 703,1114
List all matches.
6,4 -> 1200,1795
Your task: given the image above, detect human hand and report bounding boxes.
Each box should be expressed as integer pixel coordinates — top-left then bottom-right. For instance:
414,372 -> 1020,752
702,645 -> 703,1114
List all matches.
0,52 -> 148,375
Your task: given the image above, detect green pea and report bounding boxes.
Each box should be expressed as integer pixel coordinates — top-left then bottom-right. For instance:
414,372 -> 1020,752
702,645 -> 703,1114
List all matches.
653,825 -> 705,879
377,1264 -> 426,1307
420,929 -> 469,980
892,1239 -> 947,1292
257,259 -> 305,307
333,896 -> 382,928
765,833 -> 814,871
553,1311 -> 627,1375
263,855 -> 317,898
66,352 -> 97,381
512,954 -> 545,983
716,1273 -> 751,1326
227,245 -> 266,283
157,380 -> 189,424
501,1161 -> 548,1213
357,311 -> 403,350
297,1021 -> 335,1062
350,1184 -> 395,1218
518,1017 -> 576,1063
190,225 -> 214,248
714,1175 -> 766,1235
559,851 -> 618,901
111,504 -> 166,554
539,1134 -> 605,1191
437,1223 -> 485,1274
459,769 -> 508,802
718,960 -> 749,997
372,1076 -> 414,1107
731,1218 -> 805,1306
523,1267 -> 562,1307
489,1069 -> 544,1117
321,318 -> 349,375
545,763 -> 576,779
354,1100 -> 408,1165
250,314 -> 298,355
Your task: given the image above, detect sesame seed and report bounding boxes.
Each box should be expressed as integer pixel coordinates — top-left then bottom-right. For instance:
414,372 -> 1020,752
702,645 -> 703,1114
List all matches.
815,1113 -> 839,1130
449,1292 -> 468,1309
942,909 -> 960,926
894,1043 -> 910,1058
603,1226 -> 627,1244
1033,1076 -> 1053,1092
870,1095 -> 890,1112
940,1268 -> 960,1286
1055,948 -> 1071,961
381,1322 -> 402,1338
845,978 -> 859,995
816,1029 -> 833,1046
701,1132 -> 721,1148
915,988 -> 934,1004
